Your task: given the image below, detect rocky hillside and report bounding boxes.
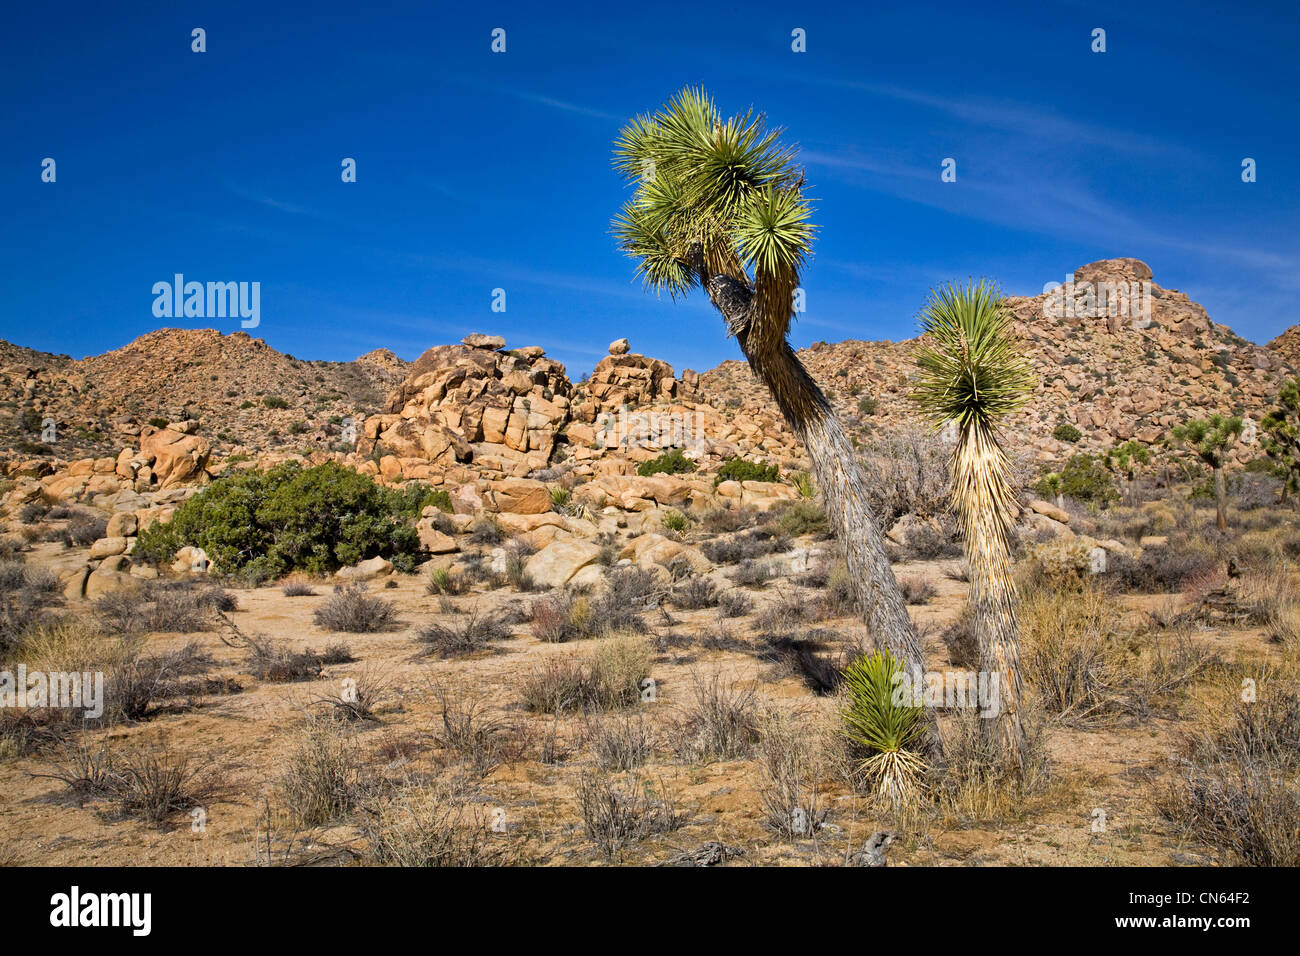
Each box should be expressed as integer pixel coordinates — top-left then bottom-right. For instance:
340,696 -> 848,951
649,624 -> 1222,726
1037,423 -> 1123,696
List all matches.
0,329 -> 408,460
2,259 -> 1295,488
1269,326 -> 1300,368
702,258 -> 1295,465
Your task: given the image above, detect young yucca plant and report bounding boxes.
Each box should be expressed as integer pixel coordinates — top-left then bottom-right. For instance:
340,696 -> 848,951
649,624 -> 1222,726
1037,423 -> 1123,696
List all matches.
840,650 -> 927,805
912,280 -> 1035,773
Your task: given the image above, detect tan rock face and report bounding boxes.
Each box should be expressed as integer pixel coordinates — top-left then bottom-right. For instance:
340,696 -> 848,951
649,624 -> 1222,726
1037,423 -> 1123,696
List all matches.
524,540 -> 604,588
490,478 -> 552,514
140,426 -> 211,488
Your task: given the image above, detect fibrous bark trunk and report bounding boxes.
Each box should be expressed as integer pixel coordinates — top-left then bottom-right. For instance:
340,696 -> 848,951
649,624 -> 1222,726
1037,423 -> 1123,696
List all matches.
698,266 -> 924,673
953,425 -> 1026,770
1214,464 -> 1228,531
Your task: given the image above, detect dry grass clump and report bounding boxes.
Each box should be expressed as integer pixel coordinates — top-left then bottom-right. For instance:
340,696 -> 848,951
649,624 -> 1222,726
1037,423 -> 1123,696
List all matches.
899,576 -> 937,605
716,589 -> 752,619
424,566 -> 467,596
312,585 -> 399,633
729,559 -> 775,588
417,608 -> 512,657
576,772 -> 683,861
933,707 -> 1052,823
520,636 -> 652,713
95,580 -> 236,635
35,735 -> 223,826
243,635 -> 325,683
755,709 -> 826,838
1158,693 -> 1300,865
360,781 -> 517,866
527,590 -> 594,643
589,712 -> 655,771
279,719 -> 365,826
674,671 -> 762,762
1020,582 -> 1218,724
281,581 -> 317,597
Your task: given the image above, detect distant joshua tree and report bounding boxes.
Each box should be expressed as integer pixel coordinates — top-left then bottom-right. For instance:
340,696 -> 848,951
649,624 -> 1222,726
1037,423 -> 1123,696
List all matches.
1171,414 -> 1244,531
913,281 -> 1035,771
1105,439 -> 1152,504
610,88 -> 923,673
1260,376 -> 1300,502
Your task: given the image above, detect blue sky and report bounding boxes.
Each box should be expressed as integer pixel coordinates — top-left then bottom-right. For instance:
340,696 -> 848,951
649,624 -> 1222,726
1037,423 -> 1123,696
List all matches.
2,0 -> 1297,379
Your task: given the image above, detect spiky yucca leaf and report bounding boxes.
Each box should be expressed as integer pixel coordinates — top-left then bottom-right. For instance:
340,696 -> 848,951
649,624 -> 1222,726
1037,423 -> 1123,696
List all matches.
610,86 -> 814,309
913,280 -> 1034,431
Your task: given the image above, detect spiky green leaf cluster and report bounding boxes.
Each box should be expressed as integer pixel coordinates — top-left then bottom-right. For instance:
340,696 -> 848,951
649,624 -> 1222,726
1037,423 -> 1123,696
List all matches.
911,280 -> 1036,431
840,650 -> 925,755
1170,414 -> 1244,468
611,87 -> 815,300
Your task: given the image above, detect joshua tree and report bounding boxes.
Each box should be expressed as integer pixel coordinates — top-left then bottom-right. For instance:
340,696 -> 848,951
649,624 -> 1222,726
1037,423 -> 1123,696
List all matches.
912,281 -> 1035,770
611,88 -> 922,672
1105,439 -> 1152,504
1171,414 -> 1244,531
1260,376 -> 1300,502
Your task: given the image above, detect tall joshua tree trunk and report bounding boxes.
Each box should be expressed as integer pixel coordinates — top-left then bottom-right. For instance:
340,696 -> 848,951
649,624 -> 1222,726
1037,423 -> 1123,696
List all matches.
953,424 -> 1026,768
703,268 -> 924,672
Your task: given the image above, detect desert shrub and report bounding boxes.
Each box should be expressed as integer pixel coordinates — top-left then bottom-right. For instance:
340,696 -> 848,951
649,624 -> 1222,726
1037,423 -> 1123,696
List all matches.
701,528 -> 789,564
468,516 -> 503,545
312,585 -> 399,633
1158,694 -> 1300,865
857,396 -> 878,416
279,720 -> 364,826
521,636 -> 650,713
361,784 -> 514,866
590,712 -> 654,771
729,559 -> 774,588
717,590 -> 752,618
637,450 -> 696,477
110,746 -> 217,826
281,581 -> 317,597
900,577 -> 936,605
788,471 -> 816,499
661,509 -> 689,534
756,710 -> 825,838
528,591 -> 593,643
262,395 -> 290,410
432,689 -> 506,770
244,636 -> 324,683
698,507 -> 757,534
859,431 -> 951,524
588,566 -> 661,633
774,499 -> 830,537
417,609 -> 512,657
675,672 -> 761,762
577,772 -> 682,861
823,562 -> 858,616
95,581 -> 235,635
134,462 -> 423,577
670,575 -> 718,610
389,483 -> 453,515
1052,422 -> 1082,443
66,513 -> 107,547
1109,537 -> 1219,593
715,457 -> 779,485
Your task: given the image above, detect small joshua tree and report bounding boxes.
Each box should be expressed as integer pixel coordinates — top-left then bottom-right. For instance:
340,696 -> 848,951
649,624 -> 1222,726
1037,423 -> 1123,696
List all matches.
1170,414 -> 1244,531
1260,376 -> 1300,502
913,280 -> 1035,772
1105,439 -> 1152,505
